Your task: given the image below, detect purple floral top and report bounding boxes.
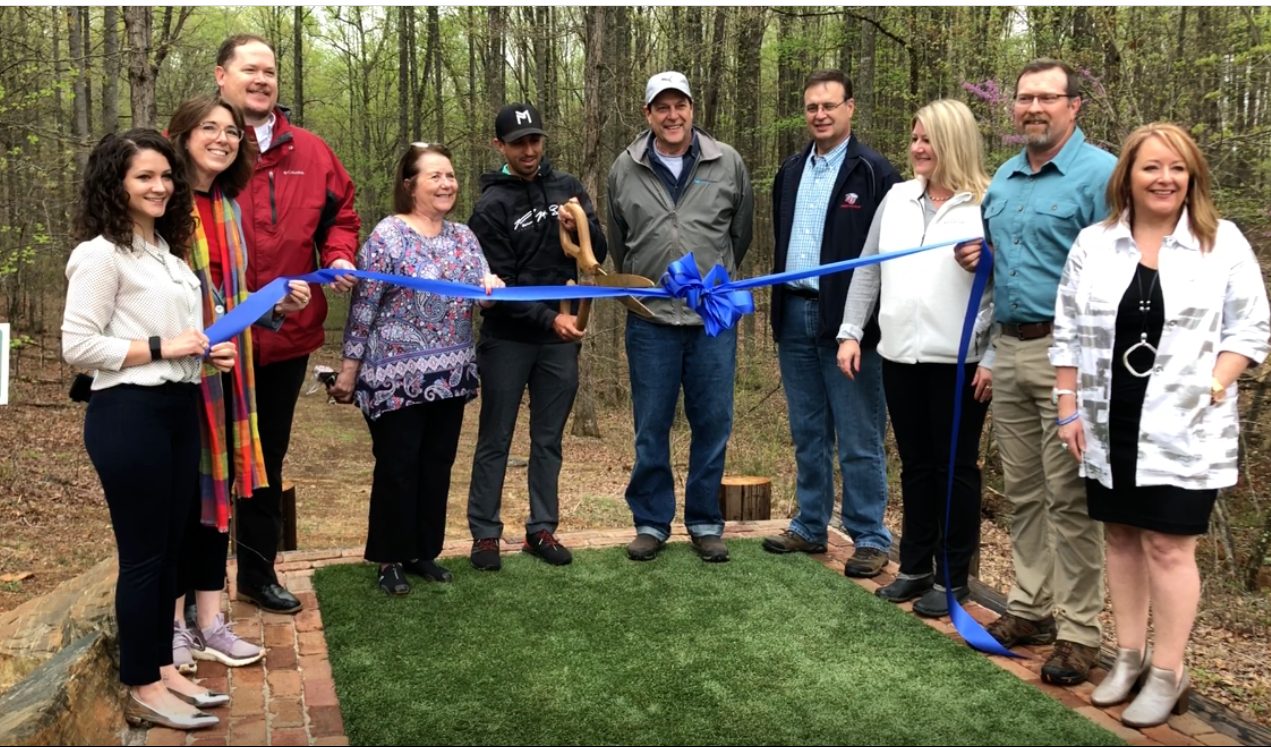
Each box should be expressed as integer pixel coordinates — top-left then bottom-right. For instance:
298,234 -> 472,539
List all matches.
342,216 -> 490,420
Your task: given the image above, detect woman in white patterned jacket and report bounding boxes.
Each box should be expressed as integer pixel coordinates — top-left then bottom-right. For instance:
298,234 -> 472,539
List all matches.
1050,123 -> 1269,728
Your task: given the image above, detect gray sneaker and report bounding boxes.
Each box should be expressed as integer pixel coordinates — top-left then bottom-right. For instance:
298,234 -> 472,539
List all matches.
172,622 -> 198,674
192,613 -> 264,667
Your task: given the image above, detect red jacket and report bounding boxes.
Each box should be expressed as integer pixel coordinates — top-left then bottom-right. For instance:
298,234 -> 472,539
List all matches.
241,108 -> 360,365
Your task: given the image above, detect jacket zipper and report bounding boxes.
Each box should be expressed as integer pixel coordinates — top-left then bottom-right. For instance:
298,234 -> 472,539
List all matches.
269,170 -> 277,224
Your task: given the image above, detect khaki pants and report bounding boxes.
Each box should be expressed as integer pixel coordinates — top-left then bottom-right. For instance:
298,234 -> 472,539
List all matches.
991,334 -> 1103,648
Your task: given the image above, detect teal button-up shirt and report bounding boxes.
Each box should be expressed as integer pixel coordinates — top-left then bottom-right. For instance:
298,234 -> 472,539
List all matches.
982,127 -> 1115,324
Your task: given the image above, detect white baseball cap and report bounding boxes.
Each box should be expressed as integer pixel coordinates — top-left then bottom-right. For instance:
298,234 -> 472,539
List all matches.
644,71 -> 693,106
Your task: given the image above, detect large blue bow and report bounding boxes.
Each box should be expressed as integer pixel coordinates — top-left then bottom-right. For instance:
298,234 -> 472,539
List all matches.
660,254 -> 756,337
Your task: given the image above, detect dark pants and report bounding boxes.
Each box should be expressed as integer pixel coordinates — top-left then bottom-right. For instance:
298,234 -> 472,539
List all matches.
364,398 -> 466,564
881,360 -> 988,589
84,383 -> 199,686
236,355 -> 308,590
468,337 -> 579,539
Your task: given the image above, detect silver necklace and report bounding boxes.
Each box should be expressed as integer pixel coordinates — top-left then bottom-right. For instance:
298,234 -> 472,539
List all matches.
1122,265 -> 1160,378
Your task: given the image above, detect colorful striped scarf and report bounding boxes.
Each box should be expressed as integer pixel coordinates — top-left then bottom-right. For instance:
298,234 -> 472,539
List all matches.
190,190 -> 268,531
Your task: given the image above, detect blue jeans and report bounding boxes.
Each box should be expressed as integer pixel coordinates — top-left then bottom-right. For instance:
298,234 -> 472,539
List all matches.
624,315 -> 735,541
777,296 -> 891,549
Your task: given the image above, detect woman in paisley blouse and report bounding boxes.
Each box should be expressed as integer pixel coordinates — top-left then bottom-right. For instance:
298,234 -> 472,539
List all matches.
330,143 -> 502,595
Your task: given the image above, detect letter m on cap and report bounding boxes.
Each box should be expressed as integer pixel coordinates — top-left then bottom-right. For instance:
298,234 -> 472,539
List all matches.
516,109 -> 532,125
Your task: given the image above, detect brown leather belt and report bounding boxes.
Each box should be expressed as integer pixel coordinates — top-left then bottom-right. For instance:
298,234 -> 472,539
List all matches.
1001,321 -> 1053,340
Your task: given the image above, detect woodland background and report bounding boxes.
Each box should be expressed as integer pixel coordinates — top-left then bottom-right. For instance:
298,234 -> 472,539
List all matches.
1,4 -> 1270,723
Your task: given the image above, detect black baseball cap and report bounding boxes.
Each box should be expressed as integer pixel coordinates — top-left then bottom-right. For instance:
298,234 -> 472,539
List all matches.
495,103 -> 546,142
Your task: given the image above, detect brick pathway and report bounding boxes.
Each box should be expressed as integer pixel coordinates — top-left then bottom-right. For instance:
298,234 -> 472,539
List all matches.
139,521 -> 1249,746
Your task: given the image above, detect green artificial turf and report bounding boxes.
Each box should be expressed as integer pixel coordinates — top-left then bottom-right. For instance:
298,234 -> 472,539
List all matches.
314,540 -> 1123,746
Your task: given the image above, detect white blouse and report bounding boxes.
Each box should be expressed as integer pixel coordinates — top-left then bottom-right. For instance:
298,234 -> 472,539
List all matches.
62,234 -> 203,388
1050,213 -> 1270,490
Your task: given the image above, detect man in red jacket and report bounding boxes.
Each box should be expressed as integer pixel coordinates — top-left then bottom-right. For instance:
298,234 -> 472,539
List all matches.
215,34 -> 360,614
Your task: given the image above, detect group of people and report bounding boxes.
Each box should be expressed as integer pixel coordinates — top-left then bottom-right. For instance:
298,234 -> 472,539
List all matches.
61,37 -> 1267,737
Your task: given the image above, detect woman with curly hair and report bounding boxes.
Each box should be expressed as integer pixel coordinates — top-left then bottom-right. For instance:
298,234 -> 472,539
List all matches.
62,130 -> 236,730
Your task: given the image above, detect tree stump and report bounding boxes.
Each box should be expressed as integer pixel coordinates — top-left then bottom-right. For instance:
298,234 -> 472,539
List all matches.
718,476 -> 772,521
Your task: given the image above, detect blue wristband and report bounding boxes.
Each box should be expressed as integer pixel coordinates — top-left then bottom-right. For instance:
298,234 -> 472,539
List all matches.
1056,411 -> 1080,427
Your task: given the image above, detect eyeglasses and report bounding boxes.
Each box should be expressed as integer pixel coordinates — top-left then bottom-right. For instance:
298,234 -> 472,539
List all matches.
1013,94 -> 1072,107
197,122 -> 243,141
805,100 -> 847,115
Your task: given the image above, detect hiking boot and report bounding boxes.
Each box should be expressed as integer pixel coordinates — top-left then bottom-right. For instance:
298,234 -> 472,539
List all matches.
985,612 -> 1058,648
523,530 -> 573,566
172,621 -> 198,674
193,613 -> 264,667
843,547 -> 888,578
690,534 -> 730,563
875,574 -> 934,603
470,538 -> 502,571
626,533 -> 665,561
912,585 -> 970,618
761,529 -> 826,555
1042,640 -> 1100,686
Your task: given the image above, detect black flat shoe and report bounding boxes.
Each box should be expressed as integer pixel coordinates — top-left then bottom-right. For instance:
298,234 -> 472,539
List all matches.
875,575 -> 934,603
377,563 -> 411,595
912,585 -> 969,618
404,558 -> 453,583
238,583 -> 302,614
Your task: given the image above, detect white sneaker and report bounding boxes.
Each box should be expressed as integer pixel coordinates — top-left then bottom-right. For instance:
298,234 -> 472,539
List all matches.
191,613 -> 264,667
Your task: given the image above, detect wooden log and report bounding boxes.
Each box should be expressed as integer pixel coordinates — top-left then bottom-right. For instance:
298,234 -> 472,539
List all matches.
281,480 -> 298,551
718,475 -> 772,521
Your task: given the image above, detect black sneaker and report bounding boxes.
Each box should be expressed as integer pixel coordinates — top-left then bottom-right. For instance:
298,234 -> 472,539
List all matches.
404,558 -> 453,583
522,530 -> 573,566
377,563 -> 411,595
470,538 -> 502,571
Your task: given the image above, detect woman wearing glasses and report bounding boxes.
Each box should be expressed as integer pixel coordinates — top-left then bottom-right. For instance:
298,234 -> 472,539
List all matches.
329,143 -> 502,595
164,95 -> 310,677
1052,124 -> 1268,726
62,130 -> 237,730
837,99 -> 994,618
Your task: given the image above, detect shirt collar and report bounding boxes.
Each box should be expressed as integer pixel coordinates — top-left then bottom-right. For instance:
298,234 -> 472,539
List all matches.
1109,207 -> 1202,253
808,135 -> 850,170
1007,126 -> 1088,177
644,130 -> 698,163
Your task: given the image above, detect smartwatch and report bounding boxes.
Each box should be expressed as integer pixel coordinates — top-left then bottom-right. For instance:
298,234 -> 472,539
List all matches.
148,336 -> 163,362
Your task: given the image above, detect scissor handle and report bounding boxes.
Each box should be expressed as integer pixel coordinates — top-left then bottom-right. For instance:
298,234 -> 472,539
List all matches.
558,201 -> 599,274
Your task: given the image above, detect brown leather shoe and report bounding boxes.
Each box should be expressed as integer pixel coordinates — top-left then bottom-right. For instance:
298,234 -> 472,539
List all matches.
761,529 -> 827,555
1042,640 -> 1100,686
985,613 -> 1058,648
690,534 -> 730,563
626,533 -> 665,561
843,547 -> 888,578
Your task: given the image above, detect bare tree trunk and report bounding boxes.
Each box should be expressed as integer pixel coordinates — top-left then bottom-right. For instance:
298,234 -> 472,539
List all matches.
292,7 -> 304,127
123,7 -> 156,128
701,9 -> 727,134
572,6 -> 607,438
102,6 -> 120,134
430,7 -> 443,141
397,6 -> 410,153
67,8 -> 90,173
486,8 -> 506,113
856,8 -> 877,136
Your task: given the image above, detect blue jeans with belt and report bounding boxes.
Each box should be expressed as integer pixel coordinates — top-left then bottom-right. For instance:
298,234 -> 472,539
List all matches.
623,315 -> 735,541
777,295 -> 891,549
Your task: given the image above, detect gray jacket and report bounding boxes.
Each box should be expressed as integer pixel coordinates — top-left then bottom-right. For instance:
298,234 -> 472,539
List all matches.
606,129 -> 754,325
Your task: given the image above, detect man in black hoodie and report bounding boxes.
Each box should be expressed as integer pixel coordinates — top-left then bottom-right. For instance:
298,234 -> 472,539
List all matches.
466,103 -> 608,571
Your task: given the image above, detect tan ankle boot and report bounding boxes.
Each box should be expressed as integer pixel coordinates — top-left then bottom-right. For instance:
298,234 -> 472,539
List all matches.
1121,665 -> 1189,728
1091,644 -> 1151,707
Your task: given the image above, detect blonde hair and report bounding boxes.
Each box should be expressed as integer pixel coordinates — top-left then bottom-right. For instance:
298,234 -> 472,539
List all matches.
913,99 -> 990,201
1105,123 -> 1218,252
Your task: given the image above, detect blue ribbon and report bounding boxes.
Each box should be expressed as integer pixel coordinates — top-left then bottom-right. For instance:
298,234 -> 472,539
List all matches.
206,235 -> 1016,658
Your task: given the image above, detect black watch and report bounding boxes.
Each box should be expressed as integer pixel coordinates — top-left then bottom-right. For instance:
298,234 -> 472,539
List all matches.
148,336 -> 163,362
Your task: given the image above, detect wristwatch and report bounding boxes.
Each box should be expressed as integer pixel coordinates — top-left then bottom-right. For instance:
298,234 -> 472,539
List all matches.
1050,387 -> 1077,405
148,336 -> 163,362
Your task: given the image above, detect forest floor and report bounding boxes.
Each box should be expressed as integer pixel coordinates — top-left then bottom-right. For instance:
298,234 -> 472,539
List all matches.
2,331 -> 1269,728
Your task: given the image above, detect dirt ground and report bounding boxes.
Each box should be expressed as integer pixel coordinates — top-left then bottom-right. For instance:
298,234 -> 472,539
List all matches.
1,332 -> 1268,727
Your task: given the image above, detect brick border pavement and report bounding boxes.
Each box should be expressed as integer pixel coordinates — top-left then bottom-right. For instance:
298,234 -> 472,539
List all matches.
139,521 -> 1248,746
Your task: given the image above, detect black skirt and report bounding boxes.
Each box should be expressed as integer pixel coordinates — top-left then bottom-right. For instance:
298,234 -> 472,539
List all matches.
1085,264 -> 1217,536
